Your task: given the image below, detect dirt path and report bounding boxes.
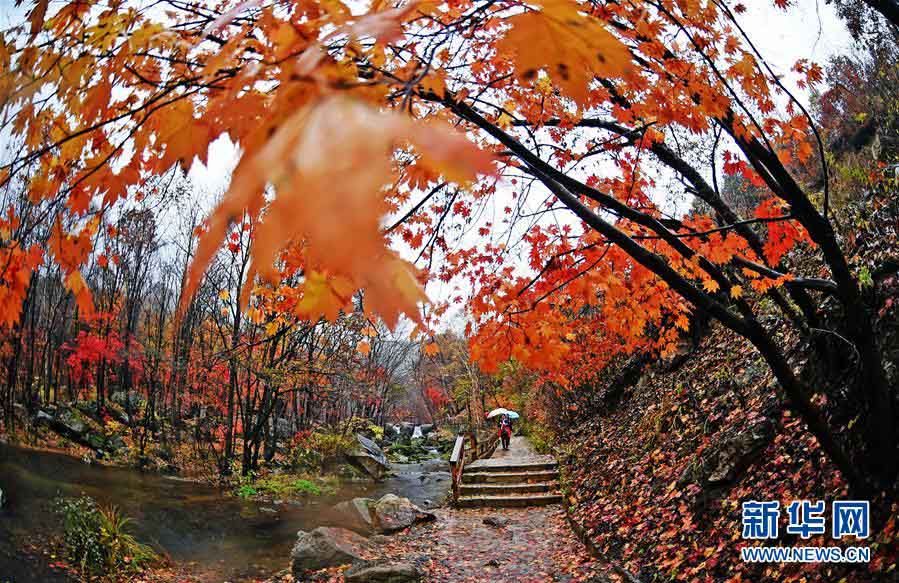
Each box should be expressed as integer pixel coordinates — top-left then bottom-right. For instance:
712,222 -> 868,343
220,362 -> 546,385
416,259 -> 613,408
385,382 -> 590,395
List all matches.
375,504 -> 605,582
374,436 -> 607,582
491,434 -> 539,458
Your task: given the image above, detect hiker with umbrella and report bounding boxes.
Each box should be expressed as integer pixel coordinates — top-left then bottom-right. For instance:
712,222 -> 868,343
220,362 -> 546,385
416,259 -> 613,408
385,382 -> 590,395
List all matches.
486,408 -> 519,450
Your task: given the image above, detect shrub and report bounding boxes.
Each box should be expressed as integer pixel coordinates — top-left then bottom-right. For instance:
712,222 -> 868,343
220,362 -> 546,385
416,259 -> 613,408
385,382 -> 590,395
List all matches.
235,484 -> 258,499
520,421 -> 554,455
289,428 -> 356,471
233,473 -> 331,499
55,496 -> 158,578
339,416 -> 384,441
289,478 -> 322,496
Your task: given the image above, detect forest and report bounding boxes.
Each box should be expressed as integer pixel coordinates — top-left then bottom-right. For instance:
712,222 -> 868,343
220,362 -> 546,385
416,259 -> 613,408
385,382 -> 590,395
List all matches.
0,0 -> 897,581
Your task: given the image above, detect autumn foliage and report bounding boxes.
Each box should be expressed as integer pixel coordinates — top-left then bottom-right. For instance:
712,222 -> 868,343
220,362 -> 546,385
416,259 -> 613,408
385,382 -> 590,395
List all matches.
1,0 -> 899,579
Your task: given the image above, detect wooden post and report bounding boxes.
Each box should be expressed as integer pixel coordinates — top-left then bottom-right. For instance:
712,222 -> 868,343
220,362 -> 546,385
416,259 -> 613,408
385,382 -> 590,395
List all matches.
449,434 -> 466,503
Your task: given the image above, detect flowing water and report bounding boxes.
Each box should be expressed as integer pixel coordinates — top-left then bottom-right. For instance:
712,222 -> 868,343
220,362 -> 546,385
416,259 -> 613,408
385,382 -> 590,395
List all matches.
0,443 -> 451,582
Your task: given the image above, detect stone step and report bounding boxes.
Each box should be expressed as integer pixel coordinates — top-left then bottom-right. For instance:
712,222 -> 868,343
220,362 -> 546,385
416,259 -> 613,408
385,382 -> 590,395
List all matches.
464,461 -> 558,473
461,470 -> 559,484
456,493 -> 563,508
459,482 -> 555,496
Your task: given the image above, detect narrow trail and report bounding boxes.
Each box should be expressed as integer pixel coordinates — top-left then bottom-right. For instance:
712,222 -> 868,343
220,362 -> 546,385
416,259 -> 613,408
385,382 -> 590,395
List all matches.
373,436 -> 609,582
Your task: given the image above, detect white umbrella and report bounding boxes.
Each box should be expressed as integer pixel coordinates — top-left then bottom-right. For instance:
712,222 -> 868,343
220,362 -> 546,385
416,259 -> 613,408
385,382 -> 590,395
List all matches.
486,408 -> 519,419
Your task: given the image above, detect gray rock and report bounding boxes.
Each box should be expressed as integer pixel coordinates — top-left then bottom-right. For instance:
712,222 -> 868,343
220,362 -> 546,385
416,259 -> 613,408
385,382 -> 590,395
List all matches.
344,561 -> 421,583
483,516 -> 511,528
347,433 -> 390,480
371,494 -> 435,533
35,410 -> 54,425
333,497 -> 376,534
103,404 -> 131,426
356,434 -> 387,465
418,424 -> 435,435
58,409 -> 87,435
290,526 -> 368,575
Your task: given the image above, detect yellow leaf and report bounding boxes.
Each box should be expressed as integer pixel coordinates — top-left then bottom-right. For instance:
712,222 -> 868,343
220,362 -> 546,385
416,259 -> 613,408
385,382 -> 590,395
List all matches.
498,1 -> 632,105
218,290 -> 231,301
295,271 -> 355,321
730,285 -> 744,299
246,306 -> 265,324
702,279 -> 720,293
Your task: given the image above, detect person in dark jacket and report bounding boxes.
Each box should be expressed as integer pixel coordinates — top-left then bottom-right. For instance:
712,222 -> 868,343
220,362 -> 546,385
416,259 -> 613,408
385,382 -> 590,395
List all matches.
498,413 -> 512,450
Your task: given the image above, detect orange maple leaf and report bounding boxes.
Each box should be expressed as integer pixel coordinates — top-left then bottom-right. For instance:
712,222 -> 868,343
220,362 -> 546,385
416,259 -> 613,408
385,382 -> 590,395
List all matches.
498,0 -> 632,105
183,96 -> 492,329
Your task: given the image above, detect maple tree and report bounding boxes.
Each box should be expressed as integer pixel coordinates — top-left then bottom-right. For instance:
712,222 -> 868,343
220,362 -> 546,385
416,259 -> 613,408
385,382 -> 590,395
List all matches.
0,0 -> 898,506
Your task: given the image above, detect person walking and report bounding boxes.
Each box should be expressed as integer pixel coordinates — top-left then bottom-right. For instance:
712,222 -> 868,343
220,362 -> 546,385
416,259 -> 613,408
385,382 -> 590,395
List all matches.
498,413 -> 512,450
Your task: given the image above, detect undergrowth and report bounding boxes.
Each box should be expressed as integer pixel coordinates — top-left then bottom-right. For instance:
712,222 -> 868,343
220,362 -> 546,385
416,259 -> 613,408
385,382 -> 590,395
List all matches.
55,496 -> 158,580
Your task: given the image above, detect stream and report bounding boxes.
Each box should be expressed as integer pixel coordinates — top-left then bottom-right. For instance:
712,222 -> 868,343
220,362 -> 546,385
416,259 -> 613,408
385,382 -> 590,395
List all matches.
0,443 -> 451,582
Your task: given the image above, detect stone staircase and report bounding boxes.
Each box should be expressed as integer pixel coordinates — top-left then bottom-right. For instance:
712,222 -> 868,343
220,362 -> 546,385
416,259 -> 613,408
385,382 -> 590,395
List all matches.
456,455 -> 562,508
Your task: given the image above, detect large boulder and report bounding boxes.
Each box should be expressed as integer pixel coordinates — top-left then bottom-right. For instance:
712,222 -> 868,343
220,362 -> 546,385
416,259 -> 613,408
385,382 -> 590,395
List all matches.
347,433 -> 389,480
370,494 -> 435,533
35,410 -> 54,425
333,495 -> 435,535
333,497 -> 376,534
290,526 -> 368,576
104,403 -> 132,426
344,561 -> 421,583
58,408 -> 88,435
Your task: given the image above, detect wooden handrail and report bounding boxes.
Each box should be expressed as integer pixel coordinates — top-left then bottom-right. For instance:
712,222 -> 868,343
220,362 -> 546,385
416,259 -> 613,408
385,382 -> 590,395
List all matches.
449,434 -> 467,502
449,429 -> 501,503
